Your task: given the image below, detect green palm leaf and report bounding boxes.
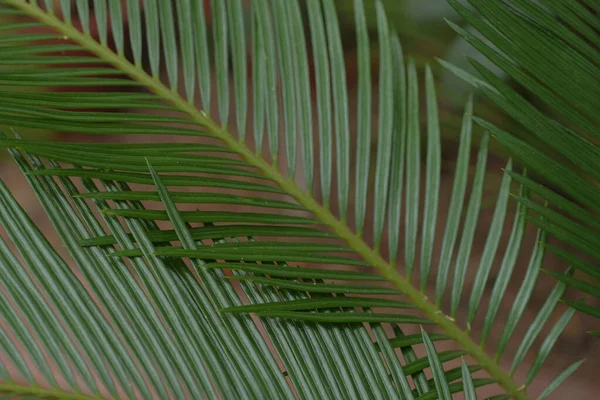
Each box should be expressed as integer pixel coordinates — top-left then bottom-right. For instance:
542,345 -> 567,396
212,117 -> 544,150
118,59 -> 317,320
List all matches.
443,0 -> 600,323
0,1 -> 589,399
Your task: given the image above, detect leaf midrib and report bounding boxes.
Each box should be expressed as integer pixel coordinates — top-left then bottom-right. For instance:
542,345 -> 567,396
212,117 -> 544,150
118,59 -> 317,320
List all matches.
6,1 -> 528,399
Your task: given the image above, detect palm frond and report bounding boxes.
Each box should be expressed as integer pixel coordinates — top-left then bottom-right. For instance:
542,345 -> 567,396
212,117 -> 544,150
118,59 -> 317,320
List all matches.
0,0 -> 587,399
443,0 -> 600,322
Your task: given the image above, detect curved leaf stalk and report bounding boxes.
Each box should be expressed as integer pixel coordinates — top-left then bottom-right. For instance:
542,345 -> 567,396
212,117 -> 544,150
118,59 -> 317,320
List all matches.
5,1 -> 528,399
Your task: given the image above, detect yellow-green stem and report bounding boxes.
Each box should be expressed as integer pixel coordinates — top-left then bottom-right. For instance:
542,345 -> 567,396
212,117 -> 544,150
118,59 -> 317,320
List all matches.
6,1 -> 529,399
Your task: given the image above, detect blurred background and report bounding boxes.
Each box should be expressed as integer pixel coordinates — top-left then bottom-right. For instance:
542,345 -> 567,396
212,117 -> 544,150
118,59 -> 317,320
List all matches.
1,1 -> 598,398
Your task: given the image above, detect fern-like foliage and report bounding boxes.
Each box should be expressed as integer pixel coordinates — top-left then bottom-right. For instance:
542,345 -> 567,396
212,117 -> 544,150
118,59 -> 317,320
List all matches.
441,0 -> 600,329
0,0 -> 592,399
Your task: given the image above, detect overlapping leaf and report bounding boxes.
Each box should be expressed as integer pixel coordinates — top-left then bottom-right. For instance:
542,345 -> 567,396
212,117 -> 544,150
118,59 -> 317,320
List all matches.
443,0 -> 600,323
0,1 -> 585,399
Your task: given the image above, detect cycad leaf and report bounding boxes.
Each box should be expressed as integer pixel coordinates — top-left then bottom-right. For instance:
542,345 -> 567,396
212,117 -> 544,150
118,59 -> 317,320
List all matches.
445,0 -> 600,324
353,0 -> 371,235
434,94 -> 473,304
461,359 -> 477,400
0,0 -> 586,399
419,65 -> 440,291
537,360 -> 585,400
422,328 -> 453,400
